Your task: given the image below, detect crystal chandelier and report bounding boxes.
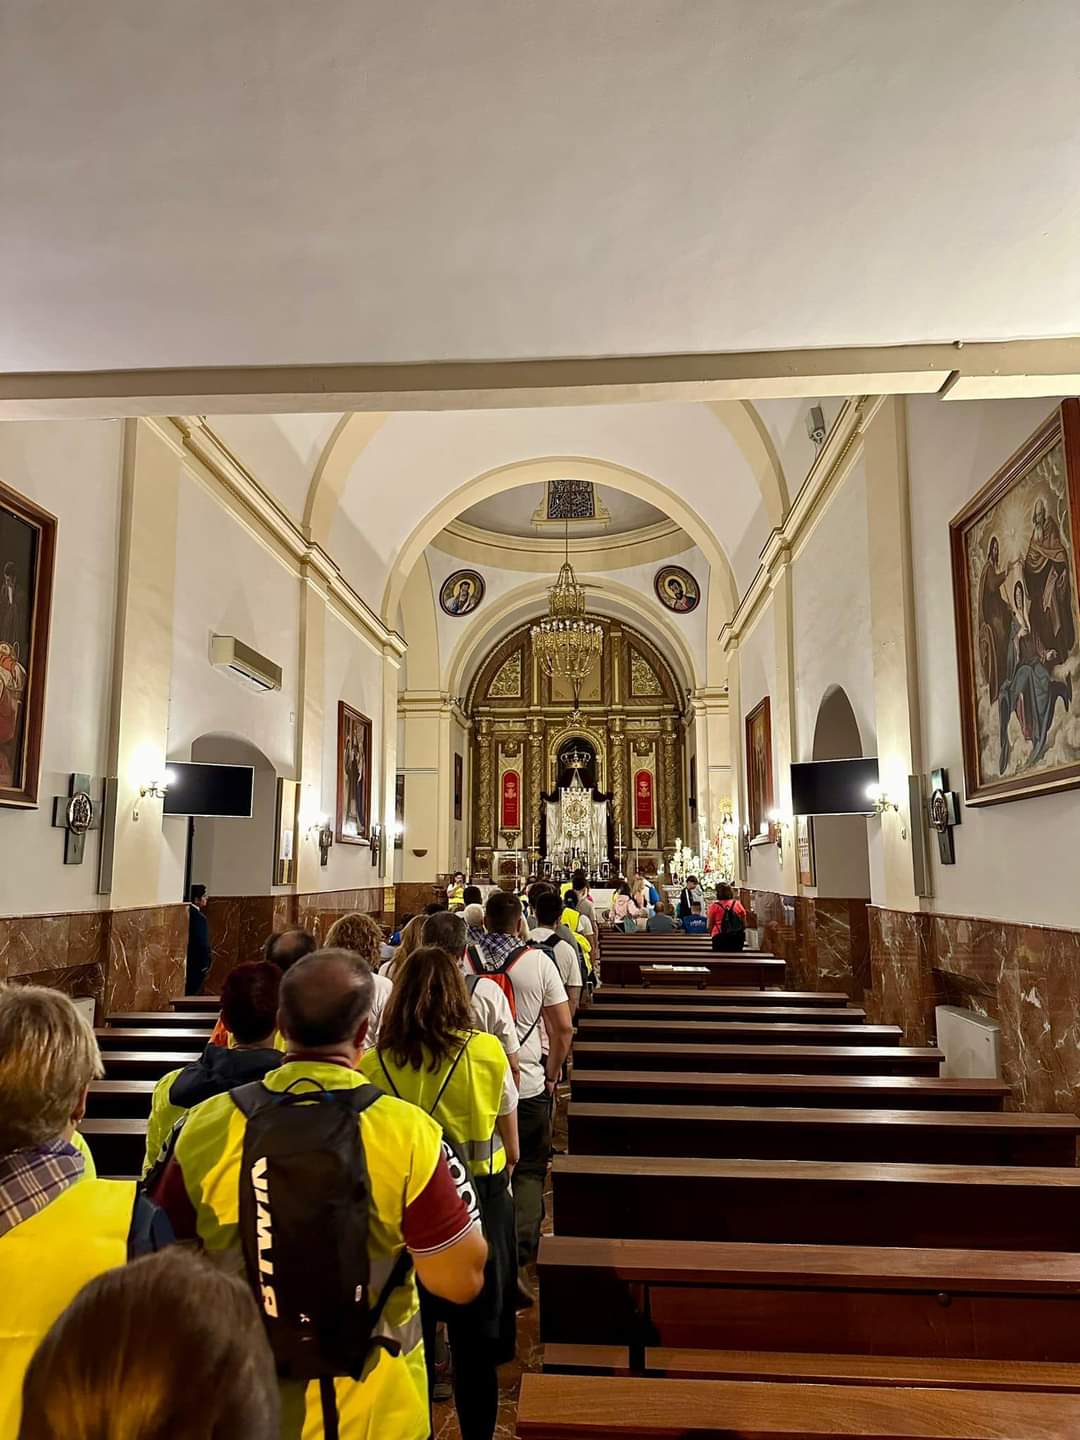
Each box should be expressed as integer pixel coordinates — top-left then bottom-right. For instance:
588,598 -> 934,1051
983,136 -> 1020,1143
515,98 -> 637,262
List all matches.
531,521 -> 604,719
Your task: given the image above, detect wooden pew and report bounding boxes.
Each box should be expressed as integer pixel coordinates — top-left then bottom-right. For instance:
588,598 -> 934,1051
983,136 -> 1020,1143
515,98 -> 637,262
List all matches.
593,986 -> 847,1009
566,1102 -> 1080,1166
537,1236 -> 1080,1360
572,1041 -> 942,1075
80,1118 -> 148,1177
570,1071 -> 1009,1110
581,1003 -> 866,1025
601,956 -> 785,988
574,1019 -> 902,1047
551,1155 -> 1080,1249
171,995 -> 220,1012
541,1344 -> 1080,1394
105,1011 -> 215,1029
95,1027 -> 211,1053
100,1051 -> 202,1080
516,1372 -> 1080,1439
86,1080 -> 157,1118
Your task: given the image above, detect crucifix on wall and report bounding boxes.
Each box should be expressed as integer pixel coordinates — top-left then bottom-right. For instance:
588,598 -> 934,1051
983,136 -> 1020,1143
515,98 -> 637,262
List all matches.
927,767 -> 961,864
51,772 -> 101,865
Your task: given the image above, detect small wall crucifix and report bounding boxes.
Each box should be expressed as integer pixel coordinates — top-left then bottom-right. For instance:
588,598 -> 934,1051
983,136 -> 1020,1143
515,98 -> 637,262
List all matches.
927,767 -> 961,865
52,773 -> 101,865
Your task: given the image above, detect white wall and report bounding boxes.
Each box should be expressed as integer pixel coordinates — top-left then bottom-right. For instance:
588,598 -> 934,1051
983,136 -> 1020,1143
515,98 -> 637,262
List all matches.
738,605 -> 784,894
0,421 -> 123,917
907,394 -> 1080,929
188,735 -> 277,897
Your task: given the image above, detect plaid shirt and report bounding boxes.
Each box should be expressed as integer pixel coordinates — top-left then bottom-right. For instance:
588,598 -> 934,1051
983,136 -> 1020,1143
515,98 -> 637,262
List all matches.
471,930 -> 524,971
0,1138 -> 85,1239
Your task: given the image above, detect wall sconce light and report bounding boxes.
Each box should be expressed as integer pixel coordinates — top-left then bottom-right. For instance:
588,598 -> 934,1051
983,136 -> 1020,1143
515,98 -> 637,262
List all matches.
767,809 -> 785,864
866,784 -> 907,839
133,769 -> 174,822
307,814 -> 333,867
369,823 -> 382,863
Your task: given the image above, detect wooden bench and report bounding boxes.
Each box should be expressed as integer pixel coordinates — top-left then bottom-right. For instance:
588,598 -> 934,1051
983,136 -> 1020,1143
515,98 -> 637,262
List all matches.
566,1102 -> 1080,1166
80,1118 -> 148,1177
540,1344 -> 1080,1393
95,1027 -> 212,1053
86,1080 -> 158,1118
171,995 -> 220,1011
572,1042 -> 942,1076
551,1156 -> 1080,1249
581,1003 -> 867,1025
100,1051 -> 202,1080
516,1372 -> 1080,1439
570,1071 -> 1009,1110
602,956 -> 785,988
105,1011 -> 215,1029
574,1020 -> 901,1047
537,1235 -> 1080,1360
593,987 -> 847,1009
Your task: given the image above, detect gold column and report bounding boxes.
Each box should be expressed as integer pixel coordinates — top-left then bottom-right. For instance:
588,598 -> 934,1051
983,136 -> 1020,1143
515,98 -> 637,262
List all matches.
660,717 -> 679,846
528,716 -> 544,853
609,715 -> 626,850
476,717 -> 495,850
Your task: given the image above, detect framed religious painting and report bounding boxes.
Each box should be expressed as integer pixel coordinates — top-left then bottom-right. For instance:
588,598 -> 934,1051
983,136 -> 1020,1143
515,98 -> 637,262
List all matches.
654,565 -> 700,614
454,752 -> 463,821
950,400 -> 1080,806
745,696 -> 775,843
796,814 -> 816,887
394,772 -> 405,849
0,480 -> 57,808
336,701 -> 372,843
440,569 -> 485,618
273,778 -> 299,885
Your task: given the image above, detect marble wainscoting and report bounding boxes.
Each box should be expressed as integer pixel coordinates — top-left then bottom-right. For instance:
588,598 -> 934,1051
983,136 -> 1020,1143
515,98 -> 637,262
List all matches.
294,886 -> 386,942
203,889 -> 390,990
0,904 -> 187,1017
739,890 -> 871,1001
395,881 -> 449,925
868,906 -> 1080,1114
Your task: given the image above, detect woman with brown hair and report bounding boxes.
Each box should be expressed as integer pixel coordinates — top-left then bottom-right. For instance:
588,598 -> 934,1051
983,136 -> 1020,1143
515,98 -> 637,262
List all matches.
325,910 -> 393,1045
20,1248 -> 279,1440
360,945 -> 518,1440
377,911 -> 426,979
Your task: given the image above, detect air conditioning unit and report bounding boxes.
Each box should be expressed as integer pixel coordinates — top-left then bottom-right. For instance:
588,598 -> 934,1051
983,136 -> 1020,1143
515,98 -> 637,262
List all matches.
210,635 -> 282,693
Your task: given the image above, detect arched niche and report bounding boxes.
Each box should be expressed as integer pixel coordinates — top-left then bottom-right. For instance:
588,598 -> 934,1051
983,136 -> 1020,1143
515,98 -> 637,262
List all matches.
187,734 -> 278,899
810,687 -> 871,899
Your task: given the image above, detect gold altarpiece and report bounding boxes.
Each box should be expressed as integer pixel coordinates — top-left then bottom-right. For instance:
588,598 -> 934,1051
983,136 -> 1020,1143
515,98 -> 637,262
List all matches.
466,619 -> 687,881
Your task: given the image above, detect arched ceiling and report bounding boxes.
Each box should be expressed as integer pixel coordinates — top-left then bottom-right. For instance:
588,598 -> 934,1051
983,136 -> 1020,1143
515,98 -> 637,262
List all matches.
457,482 -> 668,540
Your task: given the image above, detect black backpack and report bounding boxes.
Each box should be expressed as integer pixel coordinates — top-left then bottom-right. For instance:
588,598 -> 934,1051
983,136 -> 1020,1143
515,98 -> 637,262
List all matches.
231,1077 -> 413,1415
720,901 -> 746,938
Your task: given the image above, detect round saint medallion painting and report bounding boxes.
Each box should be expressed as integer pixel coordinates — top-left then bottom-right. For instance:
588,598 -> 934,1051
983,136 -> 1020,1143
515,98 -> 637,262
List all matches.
439,569 -> 486,617
654,565 -> 700,614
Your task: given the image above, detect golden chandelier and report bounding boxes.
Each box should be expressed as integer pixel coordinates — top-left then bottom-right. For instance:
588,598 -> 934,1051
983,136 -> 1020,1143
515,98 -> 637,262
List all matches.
531,521 -> 604,717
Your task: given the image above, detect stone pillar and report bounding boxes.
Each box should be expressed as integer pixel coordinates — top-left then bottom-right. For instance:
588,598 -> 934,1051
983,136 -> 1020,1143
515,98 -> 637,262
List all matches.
379,645 -> 401,883
476,717 -> 495,850
660,717 -> 679,848
609,715 -> 626,856
864,395 -> 924,911
769,551 -> 800,894
294,564 -> 327,895
528,717 -> 545,857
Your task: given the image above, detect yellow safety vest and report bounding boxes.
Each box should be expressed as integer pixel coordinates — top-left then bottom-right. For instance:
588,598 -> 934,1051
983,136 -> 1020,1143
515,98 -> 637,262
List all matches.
71,1127 -> 97,1179
0,1177 -> 133,1439
174,1060 -> 442,1440
561,908 -> 592,973
144,1066 -> 186,1177
360,1030 -> 509,1177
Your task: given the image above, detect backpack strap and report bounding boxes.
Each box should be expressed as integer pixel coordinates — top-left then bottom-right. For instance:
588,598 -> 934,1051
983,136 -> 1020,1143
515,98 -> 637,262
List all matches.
376,1050 -> 401,1098
465,972 -> 482,996
493,944 -> 530,974
428,1035 -> 473,1117
231,1077 -> 384,1116
465,944 -> 484,973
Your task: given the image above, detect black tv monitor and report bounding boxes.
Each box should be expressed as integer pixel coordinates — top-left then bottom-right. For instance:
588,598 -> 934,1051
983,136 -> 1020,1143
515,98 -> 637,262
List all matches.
163,761 -> 254,818
790,758 -> 880,816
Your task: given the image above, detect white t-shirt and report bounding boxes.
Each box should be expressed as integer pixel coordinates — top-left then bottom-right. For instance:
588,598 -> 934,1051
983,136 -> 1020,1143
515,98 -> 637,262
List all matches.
501,946 -> 569,1100
466,974 -> 520,1060
529,927 -> 582,996
367,971 -> 393,1046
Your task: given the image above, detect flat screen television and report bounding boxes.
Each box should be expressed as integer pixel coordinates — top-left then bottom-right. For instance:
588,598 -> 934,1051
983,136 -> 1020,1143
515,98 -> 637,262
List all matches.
163,761 -> 254,818
790,757 -> 880,816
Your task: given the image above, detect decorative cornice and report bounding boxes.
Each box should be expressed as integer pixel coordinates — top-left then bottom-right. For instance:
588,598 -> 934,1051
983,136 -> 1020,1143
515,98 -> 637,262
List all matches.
434,516 -> 690,572
718,396 -> 884,652
154,416 -> 407,658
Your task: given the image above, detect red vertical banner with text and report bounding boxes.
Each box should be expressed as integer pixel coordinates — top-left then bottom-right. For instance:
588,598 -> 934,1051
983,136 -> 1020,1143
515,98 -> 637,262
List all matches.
501,770 -> 521,830
634,769 -> 655,829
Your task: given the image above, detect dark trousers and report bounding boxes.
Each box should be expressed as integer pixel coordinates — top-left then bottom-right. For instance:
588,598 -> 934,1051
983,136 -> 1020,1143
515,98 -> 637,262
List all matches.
420,1291 -> 499,1440
514,1093 -> 552,1268
712,930 -> 745,952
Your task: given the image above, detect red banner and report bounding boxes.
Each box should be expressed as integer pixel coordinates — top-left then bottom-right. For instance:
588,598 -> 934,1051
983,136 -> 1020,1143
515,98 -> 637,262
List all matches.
501,770 -> 521,830
634,769 -> 654,829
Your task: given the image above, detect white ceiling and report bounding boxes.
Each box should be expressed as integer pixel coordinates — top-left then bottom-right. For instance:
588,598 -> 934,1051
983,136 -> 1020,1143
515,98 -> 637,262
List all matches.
457,483 -> 669,539
4,1 -> 1080,374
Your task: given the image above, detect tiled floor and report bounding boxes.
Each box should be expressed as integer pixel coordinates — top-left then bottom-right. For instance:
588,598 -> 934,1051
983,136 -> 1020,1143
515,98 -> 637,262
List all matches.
432,1093 -> 567,1440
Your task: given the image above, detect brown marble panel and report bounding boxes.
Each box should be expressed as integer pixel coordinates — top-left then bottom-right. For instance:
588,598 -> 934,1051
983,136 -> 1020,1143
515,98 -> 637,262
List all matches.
104,904 -> 187,1013
295,887 -> 384,942
866,905 -> 936,1044
6,962 -> 107,1020
395,881 -> 448,925
203,895 -> 279,992
813,897 -> 872,1002
0,910 -> 109,982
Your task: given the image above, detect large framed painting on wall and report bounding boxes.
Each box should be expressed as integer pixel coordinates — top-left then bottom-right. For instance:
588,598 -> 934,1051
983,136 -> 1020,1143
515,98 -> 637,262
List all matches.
336,701 -> 372,843
950,400 -> 1080,806
745,696 -> 774,842
0,480 -> 57,808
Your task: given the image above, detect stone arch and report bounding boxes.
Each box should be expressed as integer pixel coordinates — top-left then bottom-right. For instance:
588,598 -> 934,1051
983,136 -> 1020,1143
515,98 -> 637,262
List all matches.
709,401 -> 790,528
303,412 -> 388,545
386,456 -> 734,688
445,574 -> 699,699
810,685 -> 870,900
398,554 -> 440,692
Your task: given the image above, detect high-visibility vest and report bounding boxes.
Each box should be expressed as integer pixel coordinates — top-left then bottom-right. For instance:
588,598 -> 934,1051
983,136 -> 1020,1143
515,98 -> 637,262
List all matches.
561,908 -> 592,973
71,1127 -> 97,1178
360,1030 -> 509,1177
173,1060 -> 441,1440
0,1177 -> 133,1439
144,1066 -> 186,1176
